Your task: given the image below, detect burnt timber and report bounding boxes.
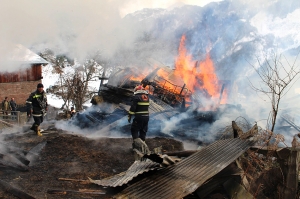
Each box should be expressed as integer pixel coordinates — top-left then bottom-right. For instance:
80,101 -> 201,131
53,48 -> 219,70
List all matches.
69,66 -> 247,143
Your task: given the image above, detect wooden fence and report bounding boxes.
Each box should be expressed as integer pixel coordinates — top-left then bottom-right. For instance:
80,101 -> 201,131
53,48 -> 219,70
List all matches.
0,111 -> 28,125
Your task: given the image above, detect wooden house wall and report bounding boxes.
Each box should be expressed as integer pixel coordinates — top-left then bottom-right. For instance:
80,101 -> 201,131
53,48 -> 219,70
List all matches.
0,64 -> 42,83
0,64 -> 43,107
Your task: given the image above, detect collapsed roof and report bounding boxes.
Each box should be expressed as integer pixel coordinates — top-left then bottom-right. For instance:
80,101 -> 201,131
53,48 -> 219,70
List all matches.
69,62 -> 247,143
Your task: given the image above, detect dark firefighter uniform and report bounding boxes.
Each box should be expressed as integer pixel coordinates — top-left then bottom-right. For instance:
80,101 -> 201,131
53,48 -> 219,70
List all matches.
26,83 -> 48,136
128,85 -> 150,141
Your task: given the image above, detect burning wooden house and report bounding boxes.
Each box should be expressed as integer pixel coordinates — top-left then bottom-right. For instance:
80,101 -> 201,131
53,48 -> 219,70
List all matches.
70,35 -> 247,140
69,54 -> 247,143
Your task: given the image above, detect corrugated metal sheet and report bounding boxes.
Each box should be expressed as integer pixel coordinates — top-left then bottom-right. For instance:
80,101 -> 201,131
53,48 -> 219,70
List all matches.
89,160 -> 161,187
114,138 -> 255,199
149,99 -> 177,120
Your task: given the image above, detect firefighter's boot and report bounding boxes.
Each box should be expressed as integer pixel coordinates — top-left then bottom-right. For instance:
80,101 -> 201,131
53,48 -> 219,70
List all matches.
35,125 -> 42,136
30,124 -> 35,131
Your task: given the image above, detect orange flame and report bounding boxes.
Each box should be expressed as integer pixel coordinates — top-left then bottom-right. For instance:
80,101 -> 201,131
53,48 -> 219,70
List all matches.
130,76 -> 143,81
174,35 -> 197,92
220,88 -> 228,104
198,54 -> 220,97
173,34 -> 226,106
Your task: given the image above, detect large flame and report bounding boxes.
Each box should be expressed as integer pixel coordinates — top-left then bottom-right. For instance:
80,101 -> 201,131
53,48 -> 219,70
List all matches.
174,35 -> 225,106
126,34 -> 227,108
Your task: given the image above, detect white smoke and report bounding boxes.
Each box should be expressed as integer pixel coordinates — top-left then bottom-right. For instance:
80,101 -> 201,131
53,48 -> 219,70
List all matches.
0,0 -> 144,71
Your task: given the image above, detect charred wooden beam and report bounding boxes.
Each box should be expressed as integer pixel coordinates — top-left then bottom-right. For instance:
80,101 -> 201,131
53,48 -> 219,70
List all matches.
218,83 -> 225,105
10,153 -> 30,166
0,179 -> 36,199
0,142 -> 28,155
232,121 -> 258,139
57,178 -> 90,184
22,142 -> 47,167
232,121 -> 243,138
47,189 -> 105,195
0,153 -> 29,171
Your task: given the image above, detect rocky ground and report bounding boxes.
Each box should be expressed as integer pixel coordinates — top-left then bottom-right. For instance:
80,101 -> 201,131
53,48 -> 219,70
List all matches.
0,121 -> 185,199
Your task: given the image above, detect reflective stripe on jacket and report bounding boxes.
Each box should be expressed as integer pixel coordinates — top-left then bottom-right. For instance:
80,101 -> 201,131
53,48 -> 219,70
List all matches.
26,90 -> 48,115
129,90 -> 149,115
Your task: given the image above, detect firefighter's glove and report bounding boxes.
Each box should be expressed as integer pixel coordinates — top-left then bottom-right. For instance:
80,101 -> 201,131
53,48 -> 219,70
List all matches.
128,114 -> 132,123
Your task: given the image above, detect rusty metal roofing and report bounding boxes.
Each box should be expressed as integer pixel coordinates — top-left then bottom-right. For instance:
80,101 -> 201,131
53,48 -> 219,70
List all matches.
89,160 -> 161,187
114,138 -> 255,199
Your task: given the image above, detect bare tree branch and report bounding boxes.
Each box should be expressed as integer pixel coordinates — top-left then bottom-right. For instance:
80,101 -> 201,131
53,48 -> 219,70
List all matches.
249,50 -> 300,133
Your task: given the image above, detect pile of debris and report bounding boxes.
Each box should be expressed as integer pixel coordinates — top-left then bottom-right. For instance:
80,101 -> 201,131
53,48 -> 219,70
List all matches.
69,64 -> 247,144
86,121 -> 300,199
1,61 -> 300,198
0,118 -> 299,198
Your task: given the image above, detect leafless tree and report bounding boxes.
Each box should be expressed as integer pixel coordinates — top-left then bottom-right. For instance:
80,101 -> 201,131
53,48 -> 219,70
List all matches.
68,60 -> 100,110
40,50 -> 104,111
249,51 -> 300,132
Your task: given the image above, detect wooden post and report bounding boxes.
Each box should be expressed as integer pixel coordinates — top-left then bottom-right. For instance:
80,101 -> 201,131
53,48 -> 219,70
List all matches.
250,147 -> 300,198
17,111 -> 20,125
276,148 -> 300,199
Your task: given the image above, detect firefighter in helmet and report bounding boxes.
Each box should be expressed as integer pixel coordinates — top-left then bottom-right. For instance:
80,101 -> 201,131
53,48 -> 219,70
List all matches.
128,85 -> 150,147
26,83 -> 48,136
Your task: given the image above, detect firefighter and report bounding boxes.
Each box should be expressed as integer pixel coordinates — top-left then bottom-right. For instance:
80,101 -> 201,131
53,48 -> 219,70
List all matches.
128,85 -> 150,148
70,107 -> 76,118
26,83 -> 48,136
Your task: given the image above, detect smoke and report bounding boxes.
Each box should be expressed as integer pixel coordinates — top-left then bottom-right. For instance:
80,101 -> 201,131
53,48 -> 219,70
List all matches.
55,119 -> 131,139
0,0 -> 145,70
161,112 -> 189,135
118,0 -> 223,17
55,103 -> 131,139
0,0 -> 227,73
2,0 -> 298,147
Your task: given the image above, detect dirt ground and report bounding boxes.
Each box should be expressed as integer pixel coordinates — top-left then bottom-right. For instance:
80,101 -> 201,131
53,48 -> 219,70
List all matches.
0,122 -> 184,199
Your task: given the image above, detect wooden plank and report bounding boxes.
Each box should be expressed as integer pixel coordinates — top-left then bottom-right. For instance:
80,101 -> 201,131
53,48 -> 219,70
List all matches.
57,178 -> 90,184
47,189 -> 105,195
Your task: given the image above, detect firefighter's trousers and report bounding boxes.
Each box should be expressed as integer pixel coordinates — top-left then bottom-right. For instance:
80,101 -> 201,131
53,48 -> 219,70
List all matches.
131,115 -> 149,141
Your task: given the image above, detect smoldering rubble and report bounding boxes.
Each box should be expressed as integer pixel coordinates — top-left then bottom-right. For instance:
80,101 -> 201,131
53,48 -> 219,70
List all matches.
0,64 -> 300,199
